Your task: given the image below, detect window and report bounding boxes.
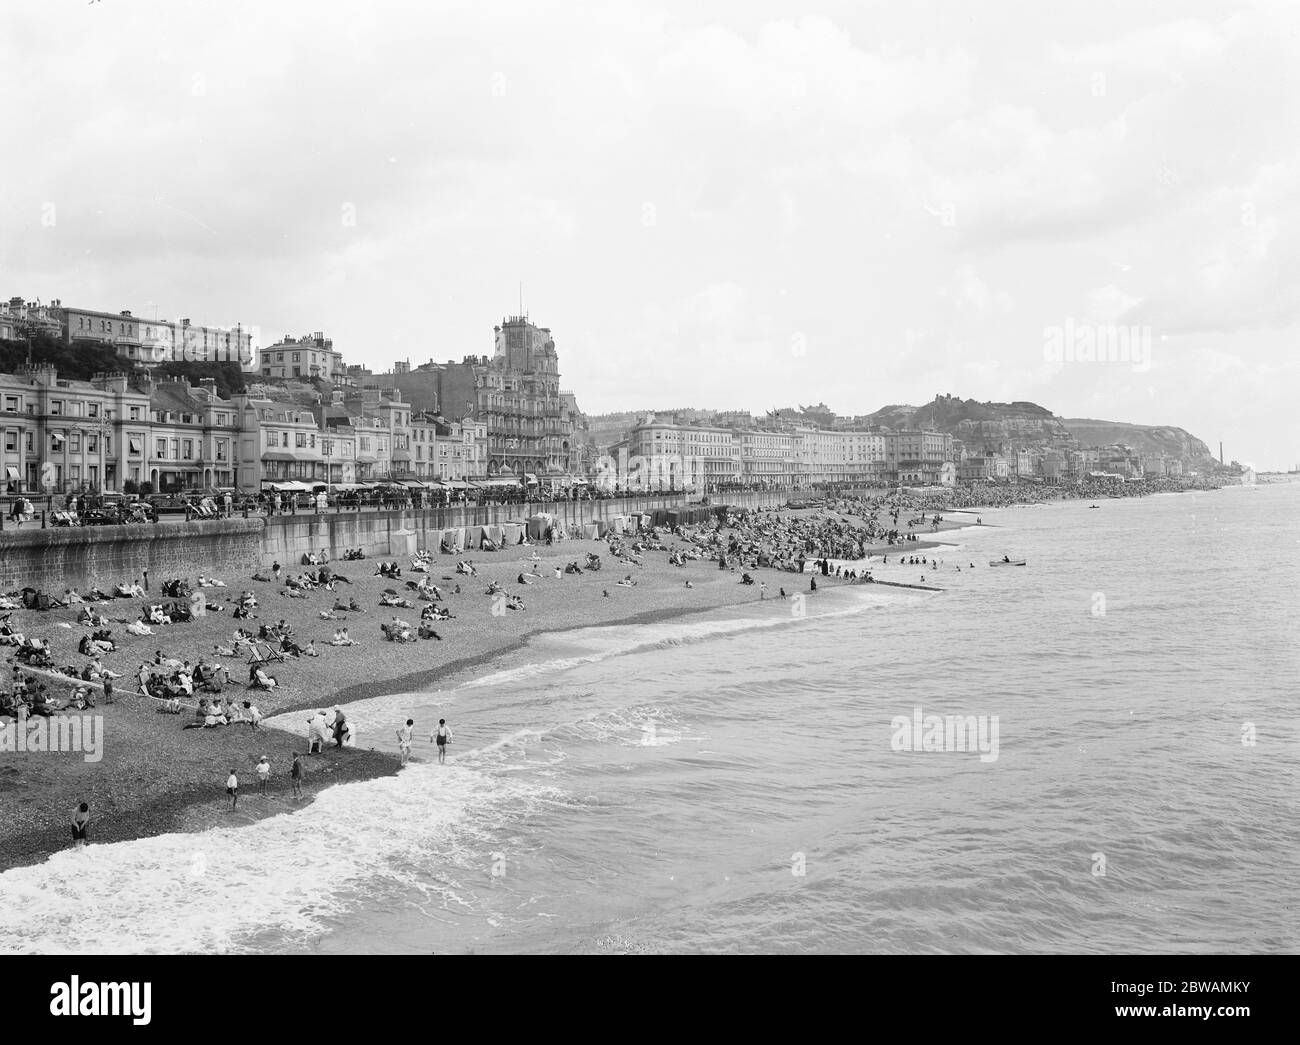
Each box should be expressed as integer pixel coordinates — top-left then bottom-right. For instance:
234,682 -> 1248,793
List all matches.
295,433 -> 306,448
50,400 -> 63,415
129,407 -> 141,421
276,352 -> 284,362
182,439 -> 193,460
156,439 -> 166,459
25,432 -> 34,452
50,431 -> 65,449
129,437 -> 142,456
267,431 -> 278,448
217,413 -> 227,426
3,396 -> 16,412
70,433 -> 81,452
170,439 -> 178,459
3,431 -> 15,452
292,352 -> 300,362
216,440 -> 227,462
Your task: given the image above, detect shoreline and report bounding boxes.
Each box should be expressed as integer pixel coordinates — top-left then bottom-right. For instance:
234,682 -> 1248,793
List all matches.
2,513 -> 917,872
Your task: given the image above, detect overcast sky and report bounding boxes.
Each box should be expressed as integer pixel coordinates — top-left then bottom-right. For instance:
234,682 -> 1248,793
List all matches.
2,0 -> 1297,468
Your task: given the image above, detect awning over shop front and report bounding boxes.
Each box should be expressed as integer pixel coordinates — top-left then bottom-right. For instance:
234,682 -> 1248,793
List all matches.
399,479 -> 426,488
5,467 -> 19,480
524,473 -> 538,483
262,452 -> 297,461
129,439 -> 142,454
262,480 -> 312,492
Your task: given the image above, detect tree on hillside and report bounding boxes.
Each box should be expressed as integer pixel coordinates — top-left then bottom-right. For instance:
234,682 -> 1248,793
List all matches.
153,360 -> 246,396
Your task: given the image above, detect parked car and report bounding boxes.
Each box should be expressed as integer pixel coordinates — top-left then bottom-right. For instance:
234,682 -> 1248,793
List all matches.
81,507 -> 122,526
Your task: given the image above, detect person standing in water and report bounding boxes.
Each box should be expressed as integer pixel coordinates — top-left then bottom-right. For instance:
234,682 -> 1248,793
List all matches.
431,719 -> 452,764
396,719 -> 415,765
71,802 -> 90,847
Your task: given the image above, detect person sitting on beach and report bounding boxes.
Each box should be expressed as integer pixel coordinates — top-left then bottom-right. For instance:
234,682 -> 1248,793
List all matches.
418,622 -> 443,640
381,617 -> 414,643
90,658 -> 121,681
249,665 -> 277,691
148,604 -> 171,626
243,700 -> 263,728
127,616 -> 154,636
114,581 -> 145,598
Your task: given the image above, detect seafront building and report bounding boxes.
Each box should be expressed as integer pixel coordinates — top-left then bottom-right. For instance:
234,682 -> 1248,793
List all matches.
0,366 -> 147,495
51,302 -> 255,369
367,313 -> 583,490
1,299 -> 1205,498
257,333 -> 346,383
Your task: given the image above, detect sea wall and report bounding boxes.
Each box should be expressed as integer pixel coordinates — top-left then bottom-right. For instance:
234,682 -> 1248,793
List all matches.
0,518 -> 264,591
0,491 -> 798,588
259,490 -> 794,564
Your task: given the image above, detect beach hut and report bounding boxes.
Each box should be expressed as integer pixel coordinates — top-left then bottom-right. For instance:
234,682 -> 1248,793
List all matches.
582,521 -> 600,540
526,513 -> 554,540
502,523 -> 523,545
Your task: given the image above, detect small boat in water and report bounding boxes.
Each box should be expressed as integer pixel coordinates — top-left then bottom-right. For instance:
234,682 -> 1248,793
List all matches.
989,559 -> 1027,567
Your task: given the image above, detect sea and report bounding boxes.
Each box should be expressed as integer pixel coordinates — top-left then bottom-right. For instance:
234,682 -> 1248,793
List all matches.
1,482 -> 1297,954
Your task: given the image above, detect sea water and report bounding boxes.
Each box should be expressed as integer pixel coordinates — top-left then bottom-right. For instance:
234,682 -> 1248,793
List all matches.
1,484 -> 1296,953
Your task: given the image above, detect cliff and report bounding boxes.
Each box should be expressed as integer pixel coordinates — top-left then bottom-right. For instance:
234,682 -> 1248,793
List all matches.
1061,419 -> 1216,463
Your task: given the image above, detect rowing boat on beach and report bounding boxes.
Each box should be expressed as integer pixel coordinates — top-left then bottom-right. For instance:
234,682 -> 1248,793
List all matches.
989,559 -> 1027,567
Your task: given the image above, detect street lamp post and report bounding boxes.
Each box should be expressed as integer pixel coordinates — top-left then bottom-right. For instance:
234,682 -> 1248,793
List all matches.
98,411 -> 111,495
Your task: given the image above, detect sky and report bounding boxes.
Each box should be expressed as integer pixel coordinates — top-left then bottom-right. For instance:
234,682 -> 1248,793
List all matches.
1,0 -> 1297,469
